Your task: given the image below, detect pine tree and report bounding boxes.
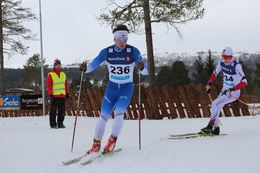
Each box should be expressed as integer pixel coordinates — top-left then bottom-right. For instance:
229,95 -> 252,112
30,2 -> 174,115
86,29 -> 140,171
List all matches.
22,54 -> 48,92
204,50 -> 215,78
156,65 -> 171,85
170,60 -> 190,86
0,0 -> 36,93
253,62 -> 260,96
192,54 -> 206,83
255,62 -> 260,88
239,58 -> 253,95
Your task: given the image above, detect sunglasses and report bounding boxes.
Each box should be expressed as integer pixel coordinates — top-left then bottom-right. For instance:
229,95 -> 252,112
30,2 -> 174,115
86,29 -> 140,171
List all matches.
222,55 -> 232,60
115,37 -> 128,43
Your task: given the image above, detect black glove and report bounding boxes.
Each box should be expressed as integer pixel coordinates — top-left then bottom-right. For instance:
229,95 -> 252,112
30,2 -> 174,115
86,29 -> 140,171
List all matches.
205,88 -> 211,95
79,62 -> 87,72
49,95 -> 54,102
136,61 -> 144,70
205,82 -> 212,95
66,93 -> 70,100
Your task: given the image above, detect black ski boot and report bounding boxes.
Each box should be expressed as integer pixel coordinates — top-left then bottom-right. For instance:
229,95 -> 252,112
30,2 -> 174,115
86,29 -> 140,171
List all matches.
201,124 -> 213,134
211,126 -> 220,135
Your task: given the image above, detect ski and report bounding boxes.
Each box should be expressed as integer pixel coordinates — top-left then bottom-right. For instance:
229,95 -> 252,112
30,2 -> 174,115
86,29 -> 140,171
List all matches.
62,153 -> 88,165
168,133 -> 228,140
170,133 -> 198,137
80,148 -> 122,165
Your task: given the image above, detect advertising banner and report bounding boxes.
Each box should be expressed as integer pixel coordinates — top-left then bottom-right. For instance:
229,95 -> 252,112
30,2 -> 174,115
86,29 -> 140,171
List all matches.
20,94 -> 43,109
0,96 -> 20,110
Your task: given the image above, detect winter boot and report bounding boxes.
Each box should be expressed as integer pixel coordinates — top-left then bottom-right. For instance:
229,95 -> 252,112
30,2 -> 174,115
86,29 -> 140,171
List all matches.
212,126 -> 220,135
201,124 -> 213,134
87,138 -> 101,154
103,135 -> 117,153
50,125 -> 58,129
58,124 -> 66,128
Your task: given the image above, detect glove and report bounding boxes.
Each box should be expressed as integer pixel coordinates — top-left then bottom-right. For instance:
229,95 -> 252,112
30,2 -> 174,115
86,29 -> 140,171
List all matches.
49,95 -> 54,102
136,61 -> 144,70
66,93 -> 70,100
205,82 -> 212,95
79,62 -> 87,72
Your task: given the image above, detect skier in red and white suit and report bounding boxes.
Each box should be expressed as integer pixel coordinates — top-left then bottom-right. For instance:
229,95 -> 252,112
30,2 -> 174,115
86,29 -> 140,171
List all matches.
201,47 -> 247,135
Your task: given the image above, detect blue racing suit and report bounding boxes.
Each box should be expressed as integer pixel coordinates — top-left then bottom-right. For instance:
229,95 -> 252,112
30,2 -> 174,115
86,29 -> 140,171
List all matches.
85,44 -> 148,120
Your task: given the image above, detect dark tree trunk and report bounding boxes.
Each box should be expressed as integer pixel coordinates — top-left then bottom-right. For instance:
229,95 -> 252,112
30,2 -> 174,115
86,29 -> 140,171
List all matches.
143,0 -> 156,85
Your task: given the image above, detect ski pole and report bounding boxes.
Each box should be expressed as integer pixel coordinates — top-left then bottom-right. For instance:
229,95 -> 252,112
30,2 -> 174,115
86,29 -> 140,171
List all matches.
138,70 -> 142,151
208,93 -> 213,103
71,70 -> 84,152
229,93 -> 256,116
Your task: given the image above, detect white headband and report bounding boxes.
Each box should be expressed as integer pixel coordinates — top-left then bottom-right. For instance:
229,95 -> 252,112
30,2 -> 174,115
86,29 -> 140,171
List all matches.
114,30 -> 128,38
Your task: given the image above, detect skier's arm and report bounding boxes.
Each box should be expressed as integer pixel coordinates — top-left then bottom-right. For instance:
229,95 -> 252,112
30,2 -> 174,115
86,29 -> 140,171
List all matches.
133,47 -> 149,75
85,48 -> 107,73
208,61 -> 221,86
231,64 -> 247,91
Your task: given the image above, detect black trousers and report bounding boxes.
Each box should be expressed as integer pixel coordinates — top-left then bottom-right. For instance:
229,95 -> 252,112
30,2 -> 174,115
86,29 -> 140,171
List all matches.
49,97 -> 65,127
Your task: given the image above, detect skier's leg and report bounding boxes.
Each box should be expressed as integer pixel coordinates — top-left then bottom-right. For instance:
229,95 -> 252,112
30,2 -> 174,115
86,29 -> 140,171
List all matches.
94,117 -> 108,140
111,114 -> 124,137
88,85 -> 117,153
103,84 -> 134,153
210,90 -> 240,126
112,84 -> 134,137
94,83 -> 117,139
201,94 -> 228,133
202,90 -> 240,134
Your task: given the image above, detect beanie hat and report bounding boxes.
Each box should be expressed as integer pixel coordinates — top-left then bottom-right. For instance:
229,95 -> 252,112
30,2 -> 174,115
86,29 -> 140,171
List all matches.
222,47 -> 233,57
53,59 -> 61,68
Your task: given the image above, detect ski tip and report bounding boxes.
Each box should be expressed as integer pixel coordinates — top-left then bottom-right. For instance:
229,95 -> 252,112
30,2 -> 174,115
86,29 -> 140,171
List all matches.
62,162 -> 70,166
80,160 -> 92,165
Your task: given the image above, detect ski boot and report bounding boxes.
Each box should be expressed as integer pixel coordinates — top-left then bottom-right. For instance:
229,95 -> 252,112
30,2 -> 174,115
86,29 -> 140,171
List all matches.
201,124 -> 213,134
211,126 -> 220,135
87,138 -> 101,154
103,135 -> 117,153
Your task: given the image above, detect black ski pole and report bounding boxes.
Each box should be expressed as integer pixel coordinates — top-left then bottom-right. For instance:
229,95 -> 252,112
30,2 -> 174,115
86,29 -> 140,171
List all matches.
138,70 -> 142,151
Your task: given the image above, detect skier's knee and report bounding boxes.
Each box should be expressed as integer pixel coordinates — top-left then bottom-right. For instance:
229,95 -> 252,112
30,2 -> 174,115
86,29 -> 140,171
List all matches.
115,112 -> 124,117
100,115 -> 109,122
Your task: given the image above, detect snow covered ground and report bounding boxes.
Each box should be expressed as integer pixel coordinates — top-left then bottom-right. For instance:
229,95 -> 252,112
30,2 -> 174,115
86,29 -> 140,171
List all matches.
1,115 -> 260,173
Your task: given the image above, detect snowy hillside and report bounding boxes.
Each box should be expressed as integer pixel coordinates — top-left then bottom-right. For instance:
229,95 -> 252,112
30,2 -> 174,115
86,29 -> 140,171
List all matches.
1,115 -> 260,173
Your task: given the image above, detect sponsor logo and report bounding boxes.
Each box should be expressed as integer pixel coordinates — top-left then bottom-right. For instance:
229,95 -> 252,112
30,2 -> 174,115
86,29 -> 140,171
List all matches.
0,98 -> 4,106
0,97 -> 19,107
224,82 -> 235,86
111,75 -> 130,80
126,57 -> 131,62
222,66 -> 233,73
20,94 -> 43,109
109,48 -> 113,53
108,57 -> 125,61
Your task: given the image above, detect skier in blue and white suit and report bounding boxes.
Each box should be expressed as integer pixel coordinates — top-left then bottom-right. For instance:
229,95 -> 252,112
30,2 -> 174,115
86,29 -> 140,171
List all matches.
79,24 -> 148,153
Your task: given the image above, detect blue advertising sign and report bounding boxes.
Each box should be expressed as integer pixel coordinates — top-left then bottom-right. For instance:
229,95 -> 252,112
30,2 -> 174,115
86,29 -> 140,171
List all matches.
0,96 -> 20,110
